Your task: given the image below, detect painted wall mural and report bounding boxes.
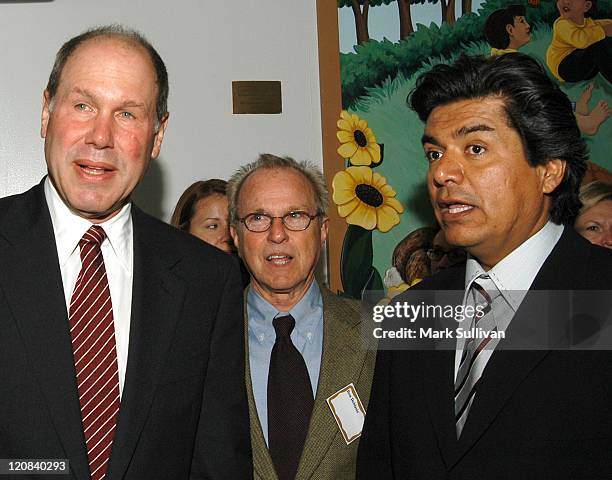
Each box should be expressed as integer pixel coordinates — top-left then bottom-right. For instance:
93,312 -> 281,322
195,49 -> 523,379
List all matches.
333,0 -> 612,299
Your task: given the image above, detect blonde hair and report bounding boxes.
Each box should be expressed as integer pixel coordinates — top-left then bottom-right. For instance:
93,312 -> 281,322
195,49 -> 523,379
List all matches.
578,181 -> 612,217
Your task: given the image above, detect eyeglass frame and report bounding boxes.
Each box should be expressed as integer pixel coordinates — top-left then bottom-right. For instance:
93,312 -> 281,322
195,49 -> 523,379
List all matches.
238,210 -> 322,232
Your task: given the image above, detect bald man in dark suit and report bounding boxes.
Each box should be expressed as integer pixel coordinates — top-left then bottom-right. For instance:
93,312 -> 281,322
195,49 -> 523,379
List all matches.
0,25 -> 250,480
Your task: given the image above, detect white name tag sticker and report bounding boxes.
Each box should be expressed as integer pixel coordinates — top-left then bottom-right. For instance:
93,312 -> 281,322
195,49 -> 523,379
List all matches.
326,383 -> 366,444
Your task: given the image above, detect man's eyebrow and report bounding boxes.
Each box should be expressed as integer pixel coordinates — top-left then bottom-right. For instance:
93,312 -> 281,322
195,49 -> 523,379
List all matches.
422,124 -> 495,145
421,133 -> 440,146
456,124 -> 495,137
70,87 -> 96,101
120,100 -> 147,109
70,88 -> 146,109
245,206 -> 311,214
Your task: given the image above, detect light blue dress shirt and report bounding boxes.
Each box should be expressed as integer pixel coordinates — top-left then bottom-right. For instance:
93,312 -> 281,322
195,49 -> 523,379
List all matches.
247,281 -> 324,445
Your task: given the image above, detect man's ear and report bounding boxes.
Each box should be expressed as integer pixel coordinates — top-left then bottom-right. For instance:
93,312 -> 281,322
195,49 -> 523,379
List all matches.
506,23 -> 515,38
584,0 -> 593,13
230,225 -> 240,253
320,216 -> 329,245
41,90 -> 51,139
151,112 -> 169,160
541,159 -> 566,194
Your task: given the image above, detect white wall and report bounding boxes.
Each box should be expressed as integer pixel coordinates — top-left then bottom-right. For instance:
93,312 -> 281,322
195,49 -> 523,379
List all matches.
0,0 -> 323,221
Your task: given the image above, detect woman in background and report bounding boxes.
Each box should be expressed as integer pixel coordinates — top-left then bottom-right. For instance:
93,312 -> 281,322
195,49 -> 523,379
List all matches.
575,180 -> 612,249
171,179 -> 234,254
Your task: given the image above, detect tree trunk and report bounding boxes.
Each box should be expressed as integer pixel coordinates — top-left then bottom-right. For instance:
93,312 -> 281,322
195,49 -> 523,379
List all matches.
398,0 -> 414,38
351,0 -> 370,45
445,0 -> 456,26
440,0 -> 447,24
462,0 -> 472,16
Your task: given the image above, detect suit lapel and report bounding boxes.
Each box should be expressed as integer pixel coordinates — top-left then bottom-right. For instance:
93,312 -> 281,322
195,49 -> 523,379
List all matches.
455,349 -> 549,461
0,184 -> 90,480
419,266 -> 548,467
105,207 -> 187,479
296,288 -> 369,480
421,349 -> 460,468
416,269 -> 464,468
453,228 -> 589,461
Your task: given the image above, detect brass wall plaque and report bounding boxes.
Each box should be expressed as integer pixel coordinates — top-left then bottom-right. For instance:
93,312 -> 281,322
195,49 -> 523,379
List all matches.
232,81 -> 282,114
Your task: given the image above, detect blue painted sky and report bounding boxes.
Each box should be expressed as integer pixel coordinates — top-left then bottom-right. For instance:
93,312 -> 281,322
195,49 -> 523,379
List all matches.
339,1 -> 484,53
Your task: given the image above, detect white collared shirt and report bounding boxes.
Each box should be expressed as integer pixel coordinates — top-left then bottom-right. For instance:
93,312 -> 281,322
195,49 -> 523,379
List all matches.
455,221 -> 564,378
44,177 -> 133,398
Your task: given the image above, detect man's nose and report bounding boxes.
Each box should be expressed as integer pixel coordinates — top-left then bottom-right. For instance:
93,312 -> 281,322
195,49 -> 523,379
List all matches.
85,113 -> 115,149
430,151 -> 464,187
267,217 -> 289,243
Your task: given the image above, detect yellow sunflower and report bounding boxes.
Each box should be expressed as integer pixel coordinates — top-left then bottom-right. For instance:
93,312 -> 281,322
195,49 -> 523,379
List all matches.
336,110 -> 381,166
332,166 -> 404,233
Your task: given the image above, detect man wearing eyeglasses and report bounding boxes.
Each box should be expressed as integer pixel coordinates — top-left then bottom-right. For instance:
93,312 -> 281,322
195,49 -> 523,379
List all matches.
227,154 -> 376,480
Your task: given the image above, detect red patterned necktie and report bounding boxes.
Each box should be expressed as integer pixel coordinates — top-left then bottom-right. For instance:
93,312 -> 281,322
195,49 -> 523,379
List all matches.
69,225 -> 120,480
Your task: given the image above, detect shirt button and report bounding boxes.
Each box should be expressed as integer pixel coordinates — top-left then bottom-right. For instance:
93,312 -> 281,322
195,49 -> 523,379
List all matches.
306,332 -> 313,341
258,334 -> 265,342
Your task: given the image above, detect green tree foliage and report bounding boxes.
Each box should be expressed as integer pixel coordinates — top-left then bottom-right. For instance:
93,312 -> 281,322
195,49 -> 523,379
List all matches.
340,0 -> 612,108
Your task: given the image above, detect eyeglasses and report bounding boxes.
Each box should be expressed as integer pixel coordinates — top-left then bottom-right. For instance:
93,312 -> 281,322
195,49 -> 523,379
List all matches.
239,211 -> 319,232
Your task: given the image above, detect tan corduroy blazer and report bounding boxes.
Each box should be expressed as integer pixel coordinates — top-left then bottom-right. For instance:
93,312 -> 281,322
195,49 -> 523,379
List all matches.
246,286 -> 377,480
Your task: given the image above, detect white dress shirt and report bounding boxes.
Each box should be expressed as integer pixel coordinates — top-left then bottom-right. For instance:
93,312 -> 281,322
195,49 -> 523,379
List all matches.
44,177 -> 133,398
455,221 -> 564,378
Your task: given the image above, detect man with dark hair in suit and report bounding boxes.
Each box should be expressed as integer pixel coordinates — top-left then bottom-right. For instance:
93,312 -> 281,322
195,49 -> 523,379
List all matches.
0,25 -> 251,479
228,154 -> 376,480
358,53 -> 612,478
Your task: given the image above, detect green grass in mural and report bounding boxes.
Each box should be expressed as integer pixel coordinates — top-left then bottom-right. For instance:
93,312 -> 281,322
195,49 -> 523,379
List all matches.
347,23 -> 612,279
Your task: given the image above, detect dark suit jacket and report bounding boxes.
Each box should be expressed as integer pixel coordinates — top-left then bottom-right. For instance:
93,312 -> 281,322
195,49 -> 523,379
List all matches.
358,228 -> 612,479
0,181 -> 252,479
247,287 -> 377,480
